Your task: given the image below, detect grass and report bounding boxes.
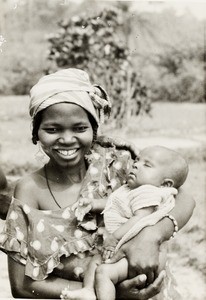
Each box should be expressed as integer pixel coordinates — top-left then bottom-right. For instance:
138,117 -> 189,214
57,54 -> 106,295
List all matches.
0,96 -> 206,299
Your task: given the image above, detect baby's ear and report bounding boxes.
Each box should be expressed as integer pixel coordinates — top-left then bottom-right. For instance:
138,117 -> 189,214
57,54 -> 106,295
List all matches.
162,179 -> 174,187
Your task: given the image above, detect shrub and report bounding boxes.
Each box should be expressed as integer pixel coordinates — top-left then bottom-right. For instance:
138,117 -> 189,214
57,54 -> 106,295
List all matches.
46,8 -> 151,127
141,46 -> 204,103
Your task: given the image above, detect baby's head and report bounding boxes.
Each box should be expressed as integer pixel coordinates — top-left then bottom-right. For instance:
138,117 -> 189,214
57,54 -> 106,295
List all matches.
127,146 -> 188,189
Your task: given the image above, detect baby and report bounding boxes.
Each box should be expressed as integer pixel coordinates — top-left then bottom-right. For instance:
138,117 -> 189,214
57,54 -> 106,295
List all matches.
64,145 -> 188,300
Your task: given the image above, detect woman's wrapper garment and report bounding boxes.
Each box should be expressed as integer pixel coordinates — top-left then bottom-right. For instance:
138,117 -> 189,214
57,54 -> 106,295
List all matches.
0,142 -> 131,280
0,141 -> 182,299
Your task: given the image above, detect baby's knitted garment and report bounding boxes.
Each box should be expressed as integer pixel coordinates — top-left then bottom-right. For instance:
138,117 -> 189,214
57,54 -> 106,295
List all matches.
103,184 -> 177,251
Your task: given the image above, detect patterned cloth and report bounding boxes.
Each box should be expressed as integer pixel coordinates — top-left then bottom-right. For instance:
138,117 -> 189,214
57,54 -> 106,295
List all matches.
29,68 -> 110,125
29,68 -> 98,120
0,140 -> 182,299
0,142 -> 131,281
103,184 -> 177,251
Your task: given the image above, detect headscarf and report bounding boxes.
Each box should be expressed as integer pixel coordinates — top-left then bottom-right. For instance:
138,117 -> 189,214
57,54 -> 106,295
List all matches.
29,68 -> 111,126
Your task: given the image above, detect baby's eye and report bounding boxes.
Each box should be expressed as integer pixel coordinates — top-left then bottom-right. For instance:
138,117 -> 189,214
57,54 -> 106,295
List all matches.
134,157 -> 140,162
144,163 -> 152,168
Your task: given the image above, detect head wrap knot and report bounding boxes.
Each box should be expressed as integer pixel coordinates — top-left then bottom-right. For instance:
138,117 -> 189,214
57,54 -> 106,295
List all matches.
29,68 -> 111,126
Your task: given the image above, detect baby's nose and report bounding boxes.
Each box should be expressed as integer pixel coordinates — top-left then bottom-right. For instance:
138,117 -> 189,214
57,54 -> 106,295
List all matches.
133,162 -> 139,169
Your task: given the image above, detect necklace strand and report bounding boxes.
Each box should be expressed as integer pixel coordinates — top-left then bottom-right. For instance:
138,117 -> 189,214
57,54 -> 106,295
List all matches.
44,165 -> 62,208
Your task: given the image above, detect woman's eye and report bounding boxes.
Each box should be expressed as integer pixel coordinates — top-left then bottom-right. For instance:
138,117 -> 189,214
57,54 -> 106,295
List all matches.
74,126 -> 88,132
144,163 -> 152,168
45,128 -> 58,133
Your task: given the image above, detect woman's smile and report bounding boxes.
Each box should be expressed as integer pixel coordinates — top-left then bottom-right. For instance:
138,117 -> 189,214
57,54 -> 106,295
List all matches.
38,103 -> 93,170
55,148 -> 79,157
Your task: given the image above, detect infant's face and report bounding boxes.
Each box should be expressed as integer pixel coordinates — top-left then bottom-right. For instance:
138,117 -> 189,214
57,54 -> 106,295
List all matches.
127,147 -> 168,189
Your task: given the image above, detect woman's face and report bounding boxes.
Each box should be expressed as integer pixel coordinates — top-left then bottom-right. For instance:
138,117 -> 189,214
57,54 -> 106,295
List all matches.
38,103 -> 93,170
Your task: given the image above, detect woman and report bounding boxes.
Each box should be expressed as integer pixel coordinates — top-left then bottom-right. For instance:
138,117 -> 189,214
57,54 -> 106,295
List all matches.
0,68 -> 195,299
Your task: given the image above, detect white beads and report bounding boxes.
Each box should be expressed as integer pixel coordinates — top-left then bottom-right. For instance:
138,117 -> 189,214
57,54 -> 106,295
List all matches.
165,214 -> 179,239
60,284 -> 70,299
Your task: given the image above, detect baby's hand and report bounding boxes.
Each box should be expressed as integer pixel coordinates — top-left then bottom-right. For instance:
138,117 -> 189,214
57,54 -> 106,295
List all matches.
102,234 -> 119,261
72,198 -> 93,221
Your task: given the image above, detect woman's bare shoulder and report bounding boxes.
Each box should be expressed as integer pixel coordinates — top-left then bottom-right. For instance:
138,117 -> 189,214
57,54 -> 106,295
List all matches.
14,168 -> 45,208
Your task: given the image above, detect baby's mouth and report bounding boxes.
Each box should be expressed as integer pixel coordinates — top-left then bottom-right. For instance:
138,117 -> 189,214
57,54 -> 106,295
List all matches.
128,172 -> 136,179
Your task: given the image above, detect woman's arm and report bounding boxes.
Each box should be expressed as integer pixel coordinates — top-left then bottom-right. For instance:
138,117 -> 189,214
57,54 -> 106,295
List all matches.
148,186 -> 195,242
8,256 -> 164,300
107,186 -> 195,284
8,257 -> 82,299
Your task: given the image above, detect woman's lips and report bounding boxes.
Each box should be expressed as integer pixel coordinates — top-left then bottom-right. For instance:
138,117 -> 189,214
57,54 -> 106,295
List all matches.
56,148 -> 79,157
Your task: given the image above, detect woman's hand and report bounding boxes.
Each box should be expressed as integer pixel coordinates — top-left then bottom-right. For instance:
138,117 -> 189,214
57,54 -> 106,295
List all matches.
105,226 -> 161,285
116,270 -> 165,300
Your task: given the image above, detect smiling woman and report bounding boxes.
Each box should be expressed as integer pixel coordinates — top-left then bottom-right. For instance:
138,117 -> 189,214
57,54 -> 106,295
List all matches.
0,68 -> 195,299
38,103 -> 93,171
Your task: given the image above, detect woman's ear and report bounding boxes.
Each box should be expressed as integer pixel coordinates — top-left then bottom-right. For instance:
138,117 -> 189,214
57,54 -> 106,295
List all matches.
162,179 -> 174,187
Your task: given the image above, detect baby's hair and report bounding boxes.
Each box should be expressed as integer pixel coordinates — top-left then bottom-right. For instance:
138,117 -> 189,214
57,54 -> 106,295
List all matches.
31,107 -> 98,145
169,153 -> 189,188
149,146 -> 189,188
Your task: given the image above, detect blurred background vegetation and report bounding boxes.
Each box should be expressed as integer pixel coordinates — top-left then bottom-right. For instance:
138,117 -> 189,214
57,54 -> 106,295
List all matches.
0,0 -> 205,126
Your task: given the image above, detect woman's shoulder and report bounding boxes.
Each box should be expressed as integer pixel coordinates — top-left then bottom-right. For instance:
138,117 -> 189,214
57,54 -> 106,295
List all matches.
15,168 -> 44,187
14,168 -> 45,208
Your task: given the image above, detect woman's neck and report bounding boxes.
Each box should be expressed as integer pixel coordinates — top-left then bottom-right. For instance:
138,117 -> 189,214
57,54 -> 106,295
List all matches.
46,160 -> 87,185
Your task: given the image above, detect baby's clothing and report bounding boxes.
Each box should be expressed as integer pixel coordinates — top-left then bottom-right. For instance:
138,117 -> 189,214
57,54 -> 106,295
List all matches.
104,184 -> 181,300
0,142 -> 132,280
103,184 -> 177,251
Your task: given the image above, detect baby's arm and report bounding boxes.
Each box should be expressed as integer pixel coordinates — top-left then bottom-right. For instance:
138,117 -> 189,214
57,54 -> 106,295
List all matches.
102,207 -> 154,260
73,197 -> 107,221
113,207 -> 155,241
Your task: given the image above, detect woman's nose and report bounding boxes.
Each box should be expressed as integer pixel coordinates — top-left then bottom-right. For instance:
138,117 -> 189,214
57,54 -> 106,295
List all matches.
58,131 -> 76,144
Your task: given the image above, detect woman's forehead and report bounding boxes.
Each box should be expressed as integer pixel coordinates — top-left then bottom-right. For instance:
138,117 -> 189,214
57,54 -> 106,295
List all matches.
41,102 -> 89,122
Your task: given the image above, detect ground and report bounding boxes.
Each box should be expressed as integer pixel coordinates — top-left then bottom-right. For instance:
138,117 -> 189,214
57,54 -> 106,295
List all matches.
0,97 -> 205,299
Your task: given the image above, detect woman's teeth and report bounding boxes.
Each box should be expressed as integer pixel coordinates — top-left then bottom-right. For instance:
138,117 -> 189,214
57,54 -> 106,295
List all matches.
57,149 -> 78,156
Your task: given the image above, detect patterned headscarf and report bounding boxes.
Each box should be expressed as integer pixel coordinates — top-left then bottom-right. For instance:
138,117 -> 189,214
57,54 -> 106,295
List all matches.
29,68 -> 111,126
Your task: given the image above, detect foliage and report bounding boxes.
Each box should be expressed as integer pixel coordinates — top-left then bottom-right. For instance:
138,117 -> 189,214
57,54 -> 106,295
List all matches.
0,0 -> 204,106
0,42 -> 46,95
129,10 -> 205,103
0,0 -> 77,95
150,46 -> 204,103
46,7 -> 151,127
